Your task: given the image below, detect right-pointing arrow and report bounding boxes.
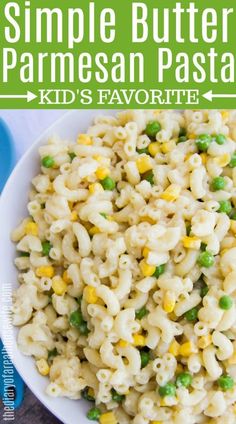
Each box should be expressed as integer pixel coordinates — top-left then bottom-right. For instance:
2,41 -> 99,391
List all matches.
0,91 -> 37,103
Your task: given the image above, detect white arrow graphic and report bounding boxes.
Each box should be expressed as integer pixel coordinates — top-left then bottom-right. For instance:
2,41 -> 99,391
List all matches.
203,90 -> 236,102
0,91 -> 37,103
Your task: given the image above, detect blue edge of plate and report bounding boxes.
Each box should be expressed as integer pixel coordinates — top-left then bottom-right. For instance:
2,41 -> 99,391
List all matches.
0,118 -> 24,409
0,117 -> 16,191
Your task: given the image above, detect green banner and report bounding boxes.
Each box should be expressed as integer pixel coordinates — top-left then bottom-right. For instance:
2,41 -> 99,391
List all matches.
0,0 -> 236,108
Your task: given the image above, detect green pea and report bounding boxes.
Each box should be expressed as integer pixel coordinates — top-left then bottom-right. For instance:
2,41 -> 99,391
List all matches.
179,127 -> 187,137
217,375 -> 234,391
159,382 -> 176,397
200,284 -> 209,298
137,148 -> 149,155
100,212 -> 107,219
197,251 -> 214,268
219,295 -> 233,310
177,136 -> 187,144
143,171 -> 154,185
69,309 -> 83,329
211,177 -> 226,191
101,177 -> 116,191
111,389 -> 125,403
145,121 -> 161,139
218,200 -> 232,215
215,134 -> 226,145
86,407 -> 101,421
195,134 -> 212,152
152,264 -> 165,278
69,152 -> 76,162
42,241 -> 52,256
19,251 -> 30,257
81,387 -> 95,402
41,155 -> 55,168
229,153 -> 236,168
184,307 -> 198,322
140,351 -> 150,368
135,307 -> 148,320
176,372 -> 193,388
79,321 -> 89,335
48,348 -> 58,362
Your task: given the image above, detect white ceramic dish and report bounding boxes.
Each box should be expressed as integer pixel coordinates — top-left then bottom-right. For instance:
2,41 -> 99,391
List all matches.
0,110 -> 116,424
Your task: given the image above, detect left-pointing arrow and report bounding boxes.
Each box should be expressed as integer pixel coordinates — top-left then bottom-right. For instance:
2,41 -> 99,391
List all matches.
203,90 -> 236,102
0,91 -> 37,103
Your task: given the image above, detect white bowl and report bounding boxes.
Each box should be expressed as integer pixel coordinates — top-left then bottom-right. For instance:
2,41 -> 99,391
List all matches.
0,110 -> 116,424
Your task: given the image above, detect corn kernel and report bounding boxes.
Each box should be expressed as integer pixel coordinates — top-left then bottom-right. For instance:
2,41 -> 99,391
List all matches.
148,142 -> 160,157
142,247 -> 150,258
161,184 -> 181,202
182,236 -> 201,250
36,266 -> 54,278
168,340 -> 180,356
117,340 -> 129,348
188,133 -> 195,139
133,334 -> 146,347
89,226 -> 100,236
198,335 -> 212,349
233,404 -> 236,414
63,270 -> 72,284
77,134 -> 92,145
151,422 -> 163,424
140,259 -> 156,277
52,277 -> 67,296
99,412 -> 117,424
25,222 -> 38,236
70,211 -> 78,222
179,341 -> 196,357
136,155 -> 153,174
159,399 -> 167,406
89,183 -> 104,194
228,352 -> 236,365
96,167 -> 110,180
163,291 -> 176,313
161,141 -> 175,154
200,153 -> 207,165
36,358 -> 50,376
214,154 -> 230,167
221,111 -> 229,120
84,286 -> 98,304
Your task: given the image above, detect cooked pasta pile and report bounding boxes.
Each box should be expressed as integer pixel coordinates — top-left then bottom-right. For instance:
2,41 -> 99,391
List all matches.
12,110 -> 236,424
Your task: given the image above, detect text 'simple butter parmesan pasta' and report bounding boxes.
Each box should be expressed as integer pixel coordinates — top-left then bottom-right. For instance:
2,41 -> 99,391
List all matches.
11,110 -> 236,423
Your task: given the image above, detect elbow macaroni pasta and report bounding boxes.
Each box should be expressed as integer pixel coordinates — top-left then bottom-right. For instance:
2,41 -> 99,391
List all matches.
11,109 -> 236,423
